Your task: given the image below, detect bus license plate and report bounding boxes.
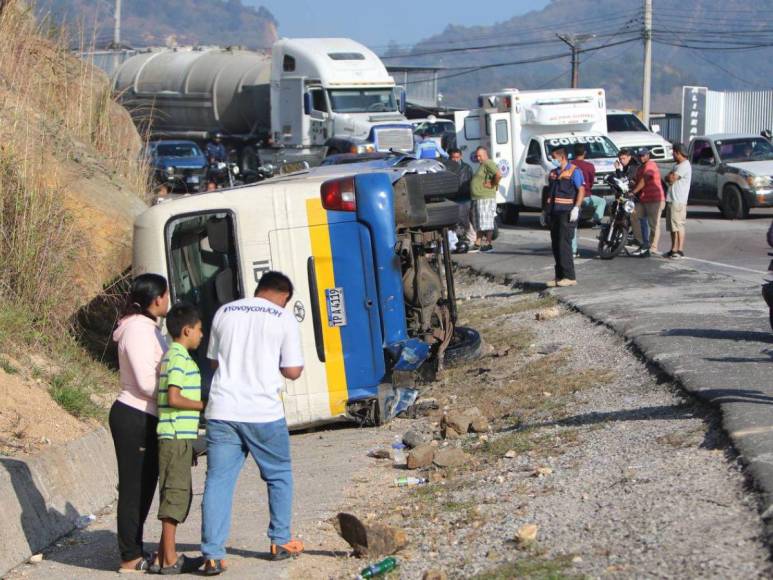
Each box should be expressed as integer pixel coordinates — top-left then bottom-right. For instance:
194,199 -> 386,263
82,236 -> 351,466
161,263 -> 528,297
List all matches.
325,287 -> 347,327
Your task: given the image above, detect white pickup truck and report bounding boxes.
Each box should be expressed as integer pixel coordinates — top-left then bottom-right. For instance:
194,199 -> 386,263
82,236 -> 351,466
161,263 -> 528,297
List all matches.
454,88 -> 618,225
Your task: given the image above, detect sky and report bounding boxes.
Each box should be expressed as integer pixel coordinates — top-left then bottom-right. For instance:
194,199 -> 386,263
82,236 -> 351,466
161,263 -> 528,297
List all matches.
248,0 -> 551,50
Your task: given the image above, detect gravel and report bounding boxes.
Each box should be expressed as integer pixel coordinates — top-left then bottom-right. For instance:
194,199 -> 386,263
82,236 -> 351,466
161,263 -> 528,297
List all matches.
332,271 -> 772,579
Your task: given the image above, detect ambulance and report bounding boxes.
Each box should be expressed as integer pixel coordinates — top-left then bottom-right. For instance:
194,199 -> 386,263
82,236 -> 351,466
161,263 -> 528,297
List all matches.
132,163 -> 468,429
454,88 -> 619,225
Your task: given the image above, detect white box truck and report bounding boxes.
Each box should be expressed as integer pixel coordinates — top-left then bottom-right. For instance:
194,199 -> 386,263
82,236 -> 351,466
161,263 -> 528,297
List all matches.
113,38 -> 415,174
454,88 -> 619,225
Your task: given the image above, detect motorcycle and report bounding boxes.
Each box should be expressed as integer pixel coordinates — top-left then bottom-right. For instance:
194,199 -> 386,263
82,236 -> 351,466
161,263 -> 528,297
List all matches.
597,174 -> 637,259
207,160 -> 241,189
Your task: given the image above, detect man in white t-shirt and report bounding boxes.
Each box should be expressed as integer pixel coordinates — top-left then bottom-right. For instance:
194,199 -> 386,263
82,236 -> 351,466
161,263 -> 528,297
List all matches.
201,271 -> 304,574
665,143 -> 692,259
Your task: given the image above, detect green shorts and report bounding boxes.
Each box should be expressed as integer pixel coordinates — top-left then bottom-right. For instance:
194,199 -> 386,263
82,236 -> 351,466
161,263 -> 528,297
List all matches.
157,439 -> 193,523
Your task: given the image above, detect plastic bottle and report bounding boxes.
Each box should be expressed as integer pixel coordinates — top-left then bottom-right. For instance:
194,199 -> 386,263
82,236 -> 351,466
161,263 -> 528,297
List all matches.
391,436 -> 406,467
356,556 -> 398,579
394,476 -> 428,487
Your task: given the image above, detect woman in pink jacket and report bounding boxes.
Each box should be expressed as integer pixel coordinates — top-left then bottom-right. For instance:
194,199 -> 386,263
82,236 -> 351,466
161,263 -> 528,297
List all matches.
109,274 -> 169,573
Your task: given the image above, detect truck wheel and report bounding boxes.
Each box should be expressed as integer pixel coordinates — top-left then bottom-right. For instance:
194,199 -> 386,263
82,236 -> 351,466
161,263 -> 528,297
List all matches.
720,186 -> 749,220
444,327 -> 481,367
499,203 -> 520,225
423,199 -> 461,230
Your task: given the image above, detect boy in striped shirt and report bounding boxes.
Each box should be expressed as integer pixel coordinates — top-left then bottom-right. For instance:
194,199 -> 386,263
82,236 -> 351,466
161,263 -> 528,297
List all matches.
154,303 -> 205,574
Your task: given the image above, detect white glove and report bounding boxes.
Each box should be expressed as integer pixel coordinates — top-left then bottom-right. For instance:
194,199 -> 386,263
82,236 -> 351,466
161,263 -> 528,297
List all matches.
540,211 -> 547,227
569,207 -> 580,223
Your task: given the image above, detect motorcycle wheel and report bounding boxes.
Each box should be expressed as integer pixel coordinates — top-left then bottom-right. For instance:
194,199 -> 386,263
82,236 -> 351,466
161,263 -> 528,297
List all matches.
598,224 -> 626,260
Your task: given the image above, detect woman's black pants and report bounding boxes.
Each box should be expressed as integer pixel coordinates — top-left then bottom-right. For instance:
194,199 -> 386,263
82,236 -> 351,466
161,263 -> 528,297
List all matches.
109,400 -> 159,562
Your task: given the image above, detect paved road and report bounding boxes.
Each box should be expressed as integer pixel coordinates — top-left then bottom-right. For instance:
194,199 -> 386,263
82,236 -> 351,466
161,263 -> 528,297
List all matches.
457,204 -> 773,539
6,427 -> 390,579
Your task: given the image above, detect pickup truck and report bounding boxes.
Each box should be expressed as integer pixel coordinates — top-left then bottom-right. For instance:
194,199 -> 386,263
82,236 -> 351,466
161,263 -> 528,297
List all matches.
687,134 -> 773,219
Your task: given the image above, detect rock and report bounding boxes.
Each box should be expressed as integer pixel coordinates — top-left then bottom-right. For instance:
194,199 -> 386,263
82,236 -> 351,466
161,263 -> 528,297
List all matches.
515,523 -> 539,545
407,444 -> 435,469
403,430 -> 427,449
428,471 -> 444,483
29,554 -> 43,563
334,513 -> 407,557
444,412 -> 472,435
469,416 -> 490,433
367,448 -> 393,460
433,447 -> 469,468
572,556 -> 584,564
422,570 -> 448,580
466,407 -> 482,417
534,467 -> 553,477
504,450 -> 517,459
536,306 -> 560,321
443,426 -> 462,440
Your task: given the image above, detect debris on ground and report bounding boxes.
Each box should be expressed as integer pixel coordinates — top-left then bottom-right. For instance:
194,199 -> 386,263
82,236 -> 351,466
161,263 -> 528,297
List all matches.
334,513 -> 407,557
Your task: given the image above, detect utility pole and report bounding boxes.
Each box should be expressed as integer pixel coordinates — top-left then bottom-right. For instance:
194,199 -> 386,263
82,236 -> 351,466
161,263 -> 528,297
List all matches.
113,0 -> 122,47
642,0 -> 653,124
556,34 -> 595,88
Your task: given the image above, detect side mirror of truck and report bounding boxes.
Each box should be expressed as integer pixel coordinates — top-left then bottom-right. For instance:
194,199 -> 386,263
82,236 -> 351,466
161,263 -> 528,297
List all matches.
303,92 -> 312,116
397,87 -> 407,114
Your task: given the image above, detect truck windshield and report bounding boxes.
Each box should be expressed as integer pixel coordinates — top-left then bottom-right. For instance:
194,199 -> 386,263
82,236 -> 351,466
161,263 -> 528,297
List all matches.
156,144 -> 202,158
607,114 -> 649,132
715,138 -> 773,163
327,89 -> 397,113
545,136 -> 619,160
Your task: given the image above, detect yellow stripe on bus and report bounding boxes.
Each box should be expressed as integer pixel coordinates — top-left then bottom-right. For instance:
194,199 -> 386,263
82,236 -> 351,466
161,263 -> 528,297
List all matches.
305,198 -> 348,416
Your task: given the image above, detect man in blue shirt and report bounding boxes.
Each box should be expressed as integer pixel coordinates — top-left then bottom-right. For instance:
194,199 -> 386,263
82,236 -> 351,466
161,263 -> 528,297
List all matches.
205,133 -> 228,163
414,131 -> 448,160
541,145 -> 585,287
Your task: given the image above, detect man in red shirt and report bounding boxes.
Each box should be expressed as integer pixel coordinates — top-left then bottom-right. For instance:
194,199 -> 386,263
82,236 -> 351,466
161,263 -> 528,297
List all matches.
630,147 -> 665,257
571,143 -> 607,257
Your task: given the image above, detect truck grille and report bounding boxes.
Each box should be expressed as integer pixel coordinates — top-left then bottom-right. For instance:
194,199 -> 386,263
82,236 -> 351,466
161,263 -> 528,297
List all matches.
374,128 -> 414,152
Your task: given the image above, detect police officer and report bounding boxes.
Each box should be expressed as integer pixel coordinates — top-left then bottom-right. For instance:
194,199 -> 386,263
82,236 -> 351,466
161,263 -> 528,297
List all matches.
206,133 -> 228,163
541,146 -> 585,287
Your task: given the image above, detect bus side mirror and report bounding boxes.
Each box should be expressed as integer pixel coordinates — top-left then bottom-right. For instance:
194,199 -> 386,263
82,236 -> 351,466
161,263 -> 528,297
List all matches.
303,92 -> 312,116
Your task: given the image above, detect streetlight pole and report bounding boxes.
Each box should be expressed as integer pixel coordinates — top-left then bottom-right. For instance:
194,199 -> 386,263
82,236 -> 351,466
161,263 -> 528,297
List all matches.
556,33 -> 596,88
113,0 -> 122,47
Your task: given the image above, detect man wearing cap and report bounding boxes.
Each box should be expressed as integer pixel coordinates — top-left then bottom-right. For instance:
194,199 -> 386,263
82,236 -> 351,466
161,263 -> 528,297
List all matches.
630,147 -> 665,257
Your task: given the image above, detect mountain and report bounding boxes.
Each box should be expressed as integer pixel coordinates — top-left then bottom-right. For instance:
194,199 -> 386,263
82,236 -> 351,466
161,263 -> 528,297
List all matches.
37,0 -> 278,49
384,0 -> 773,112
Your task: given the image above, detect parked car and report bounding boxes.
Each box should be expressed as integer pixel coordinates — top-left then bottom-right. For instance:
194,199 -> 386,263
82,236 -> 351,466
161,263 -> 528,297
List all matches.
147,140 -> 208,193
687,134 -> 773,219
606,109 -> 674,169
411,116 -> 456,149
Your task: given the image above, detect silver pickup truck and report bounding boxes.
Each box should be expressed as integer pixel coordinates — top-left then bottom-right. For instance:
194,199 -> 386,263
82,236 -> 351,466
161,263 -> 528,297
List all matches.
687,134 -> 773,219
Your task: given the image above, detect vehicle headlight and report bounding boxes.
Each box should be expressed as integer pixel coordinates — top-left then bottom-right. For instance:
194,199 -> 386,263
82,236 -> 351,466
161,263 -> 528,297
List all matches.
165,166 -> 175,176
231,165 -> 239,175
356,144 -> 375,154
747,175 -> 773,189
624,200 -> 636,213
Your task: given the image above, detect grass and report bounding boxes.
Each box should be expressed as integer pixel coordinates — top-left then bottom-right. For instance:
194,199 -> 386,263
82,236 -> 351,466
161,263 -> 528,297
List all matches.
473,554 -> 578,580
50,373 -> 100,419
0,357 -> 19,374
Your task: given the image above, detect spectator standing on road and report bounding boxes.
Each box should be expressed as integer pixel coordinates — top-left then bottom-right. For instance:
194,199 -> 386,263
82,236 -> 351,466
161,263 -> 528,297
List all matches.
571,143 -> 607,257
630,147 -> 665,257
414,131 -> 449,160
110,274 -> 169,573
615,148 -> 648,248
665,143 -> 692,259
470,146 -> 501,253
201,272 -> 305,575
445,147 -> 476,248
542,146 -> 585,287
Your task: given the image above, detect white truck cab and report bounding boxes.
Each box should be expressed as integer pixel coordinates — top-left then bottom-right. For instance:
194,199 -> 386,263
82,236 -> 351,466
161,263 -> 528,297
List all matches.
271,38 -> 414,155
454,88 -> 612,224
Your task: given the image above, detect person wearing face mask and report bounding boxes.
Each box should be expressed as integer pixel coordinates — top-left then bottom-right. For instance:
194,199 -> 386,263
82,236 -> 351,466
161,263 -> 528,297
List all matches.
444,147 -> 476,249
542,146 -> 585,287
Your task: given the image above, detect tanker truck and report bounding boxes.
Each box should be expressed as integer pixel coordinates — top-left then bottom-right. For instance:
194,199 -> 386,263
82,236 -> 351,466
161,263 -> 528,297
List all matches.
112,38 -> 415,175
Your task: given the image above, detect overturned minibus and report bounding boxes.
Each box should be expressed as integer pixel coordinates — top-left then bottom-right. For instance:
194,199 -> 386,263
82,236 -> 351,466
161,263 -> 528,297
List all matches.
132,162 -> 478,429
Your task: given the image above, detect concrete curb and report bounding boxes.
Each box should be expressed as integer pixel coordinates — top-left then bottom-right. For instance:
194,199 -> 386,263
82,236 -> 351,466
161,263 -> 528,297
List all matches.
0,427 -> 117,575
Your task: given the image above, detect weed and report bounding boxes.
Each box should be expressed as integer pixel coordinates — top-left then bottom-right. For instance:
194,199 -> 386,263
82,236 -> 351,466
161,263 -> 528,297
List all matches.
0,357 -> 19,374
49,372 -> 100,419
473,554 -> 578,580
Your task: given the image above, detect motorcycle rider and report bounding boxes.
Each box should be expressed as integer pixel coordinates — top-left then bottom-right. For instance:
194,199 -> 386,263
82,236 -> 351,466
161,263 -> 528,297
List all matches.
205,133 -> 229,189
542,146 -> 585,287
615,148 -> 648,249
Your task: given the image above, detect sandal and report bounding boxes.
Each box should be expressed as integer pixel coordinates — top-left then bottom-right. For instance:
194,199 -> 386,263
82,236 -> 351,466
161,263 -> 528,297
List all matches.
270,539 -> 304,561
117,556 -> 151,574
203,559 -> 227,576
159,555 -> 205,575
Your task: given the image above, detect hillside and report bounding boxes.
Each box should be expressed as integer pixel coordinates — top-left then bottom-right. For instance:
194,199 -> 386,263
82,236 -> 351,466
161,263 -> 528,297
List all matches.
385,0 -> 773,111
0,0 -> 148,454
37,0 -> 278,48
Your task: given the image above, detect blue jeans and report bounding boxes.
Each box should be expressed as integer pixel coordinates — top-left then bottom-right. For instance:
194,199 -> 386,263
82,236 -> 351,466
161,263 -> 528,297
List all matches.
572,195 -> 607,253
201,418 -> 293,559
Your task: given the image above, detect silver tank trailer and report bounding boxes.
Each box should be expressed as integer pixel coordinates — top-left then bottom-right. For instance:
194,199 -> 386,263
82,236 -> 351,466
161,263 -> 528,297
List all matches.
112,48 -> 272,138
